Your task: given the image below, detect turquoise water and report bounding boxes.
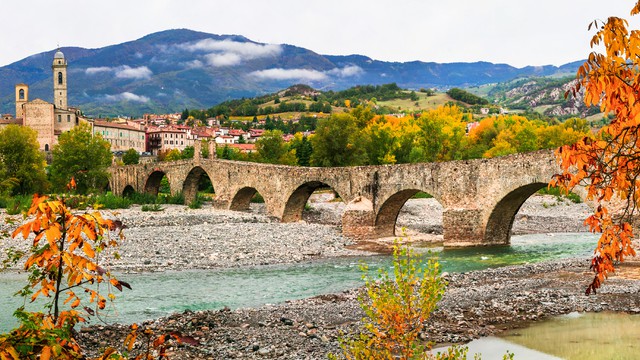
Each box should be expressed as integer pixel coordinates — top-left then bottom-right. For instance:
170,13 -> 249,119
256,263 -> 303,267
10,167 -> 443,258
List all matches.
0,233 -> 597,332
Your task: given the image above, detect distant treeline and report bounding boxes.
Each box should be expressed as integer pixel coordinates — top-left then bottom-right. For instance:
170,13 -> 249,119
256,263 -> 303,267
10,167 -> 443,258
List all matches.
446,88 -> 489,105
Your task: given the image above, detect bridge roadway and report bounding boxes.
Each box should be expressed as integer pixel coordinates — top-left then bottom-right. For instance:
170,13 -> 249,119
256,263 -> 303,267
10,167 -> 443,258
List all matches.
109,146 -> 561,247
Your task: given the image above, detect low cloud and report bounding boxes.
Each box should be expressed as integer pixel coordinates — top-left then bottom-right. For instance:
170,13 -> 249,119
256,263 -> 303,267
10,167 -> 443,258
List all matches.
249,68 -> 328,81
176,38 -> 282,67
85,66 -> 112,75
327,65 -> 364,77
115,66 -> 153,79
249,65 -> 364,82
205,52 -> 242,67
183,59 -> 204,69
85,65 -> 153,80
104,92 -> 150,103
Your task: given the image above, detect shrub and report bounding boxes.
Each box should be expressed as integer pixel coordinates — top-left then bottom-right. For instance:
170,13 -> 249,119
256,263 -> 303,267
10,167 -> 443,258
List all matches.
95,192 -> 133,209
250,193 -> 264,203
141,204 -> 164,212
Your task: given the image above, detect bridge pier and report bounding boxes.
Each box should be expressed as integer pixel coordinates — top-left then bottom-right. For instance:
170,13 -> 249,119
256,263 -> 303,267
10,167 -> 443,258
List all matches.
442,208 -> 488,247
341,197 -> 378,239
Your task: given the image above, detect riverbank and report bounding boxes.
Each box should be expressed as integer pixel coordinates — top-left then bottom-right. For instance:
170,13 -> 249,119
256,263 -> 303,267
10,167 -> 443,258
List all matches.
75,257 -> 640,359
1,193 -> 611,359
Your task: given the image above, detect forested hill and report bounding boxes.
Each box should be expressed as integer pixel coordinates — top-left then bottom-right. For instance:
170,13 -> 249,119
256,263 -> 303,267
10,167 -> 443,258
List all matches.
0,29 -> 582,117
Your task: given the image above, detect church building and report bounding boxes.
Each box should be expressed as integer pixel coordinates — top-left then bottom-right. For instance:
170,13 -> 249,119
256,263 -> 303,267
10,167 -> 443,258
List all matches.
14,49 -> 85,151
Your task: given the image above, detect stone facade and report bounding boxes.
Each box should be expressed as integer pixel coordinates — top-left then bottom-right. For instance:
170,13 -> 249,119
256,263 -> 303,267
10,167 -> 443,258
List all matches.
109,149 -> 564,247
13,49 -> 82,150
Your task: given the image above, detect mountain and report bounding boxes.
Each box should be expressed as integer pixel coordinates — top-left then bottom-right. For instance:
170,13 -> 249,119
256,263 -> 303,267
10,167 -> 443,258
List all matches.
480,76 -> 599,119
0,29 -> 582,117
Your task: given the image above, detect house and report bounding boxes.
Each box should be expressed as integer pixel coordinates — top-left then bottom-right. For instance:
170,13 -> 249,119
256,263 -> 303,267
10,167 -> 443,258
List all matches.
92,120 -> 147,153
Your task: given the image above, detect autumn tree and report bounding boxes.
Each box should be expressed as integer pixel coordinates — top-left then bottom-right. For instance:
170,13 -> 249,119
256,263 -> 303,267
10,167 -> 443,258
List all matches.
553,1 -> 640,294
0,125 -> 49,195
49,123 -> 112,194
0,184 -> 128,358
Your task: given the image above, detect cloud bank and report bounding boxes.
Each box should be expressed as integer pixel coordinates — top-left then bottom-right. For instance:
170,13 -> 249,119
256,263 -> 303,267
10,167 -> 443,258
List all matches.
103,92 -> 150,103
85,65 -> 153,80
248,65 -> 364,82
176,38 -> 282,67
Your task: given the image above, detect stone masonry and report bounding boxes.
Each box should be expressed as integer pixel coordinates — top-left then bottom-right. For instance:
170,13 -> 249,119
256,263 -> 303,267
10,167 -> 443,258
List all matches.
109,149 -> 561,246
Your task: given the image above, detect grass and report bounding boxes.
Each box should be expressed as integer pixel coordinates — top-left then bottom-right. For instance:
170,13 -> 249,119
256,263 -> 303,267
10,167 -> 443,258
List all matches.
412,191 -> 434,199
538,186 -> 582,203
0,195 -> 32,215
378,92 -> 453,112
141,204 -> 164,212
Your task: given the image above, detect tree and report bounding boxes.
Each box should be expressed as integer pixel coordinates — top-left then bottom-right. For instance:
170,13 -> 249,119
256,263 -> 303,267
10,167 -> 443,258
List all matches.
0,125 -> 48,195
122,148 -> 140,165
0,184 -> 128,358
553,1 -> 640,294
255,130 -> 296,165
290,133 -> 313,166
181,108 -> 189,120
310,113 -> 368,167
49,123 -> 112,194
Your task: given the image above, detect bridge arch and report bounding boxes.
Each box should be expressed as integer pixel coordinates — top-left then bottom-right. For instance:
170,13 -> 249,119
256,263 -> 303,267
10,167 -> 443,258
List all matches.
230,186 -> 266,211
144,170 -> 170,197
483,182 -> 547,245
182,166 -> 215,205
282,181 -> 343,223
122,185 -> 135,198
375,189 -> 441,237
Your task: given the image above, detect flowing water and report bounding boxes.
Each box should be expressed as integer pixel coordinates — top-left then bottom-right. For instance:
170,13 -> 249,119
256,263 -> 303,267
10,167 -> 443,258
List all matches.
0,233 -> 597,332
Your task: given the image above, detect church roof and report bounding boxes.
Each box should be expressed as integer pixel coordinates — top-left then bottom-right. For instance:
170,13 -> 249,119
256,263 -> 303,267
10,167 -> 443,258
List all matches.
54,49 -> 65,59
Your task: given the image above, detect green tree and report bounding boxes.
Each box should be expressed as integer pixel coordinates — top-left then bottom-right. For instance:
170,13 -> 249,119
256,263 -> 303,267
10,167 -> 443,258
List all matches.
181,146 -> 195,159
310,113 -> 368,167
255,130 -> 296,165
0,125 -> 48,195
181,108 -> 189,120
290,133 -> 313,166
122,148 -> 140,165
49,123 -> 112,194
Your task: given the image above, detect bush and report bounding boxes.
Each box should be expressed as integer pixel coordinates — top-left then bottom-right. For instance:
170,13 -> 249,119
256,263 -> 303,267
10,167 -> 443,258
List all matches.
251,193 -> 264,203
538,186 -> 582,203
141,204 -> 164,212
0,195 -> 32,215
94,192 -> 133,209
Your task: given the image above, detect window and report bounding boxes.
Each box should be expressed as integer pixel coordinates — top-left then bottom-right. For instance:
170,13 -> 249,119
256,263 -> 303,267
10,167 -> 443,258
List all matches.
44,144 -> 49,151
19,89 -> 24,100
58,115 -> 61,122
58,72 -> 63,85
67,115 -> 70,122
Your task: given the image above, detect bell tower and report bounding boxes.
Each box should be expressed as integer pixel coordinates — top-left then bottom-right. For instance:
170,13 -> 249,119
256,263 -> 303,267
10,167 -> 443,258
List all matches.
52,49 -> 67,109
15,83 -> 28,118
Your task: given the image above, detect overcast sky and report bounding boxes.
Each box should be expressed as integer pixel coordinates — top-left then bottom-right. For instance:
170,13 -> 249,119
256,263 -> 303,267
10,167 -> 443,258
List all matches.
2,0 -> 639,68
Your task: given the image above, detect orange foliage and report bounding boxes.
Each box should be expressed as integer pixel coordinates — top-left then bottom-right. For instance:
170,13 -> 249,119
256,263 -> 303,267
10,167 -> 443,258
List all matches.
553,1 -> 640,294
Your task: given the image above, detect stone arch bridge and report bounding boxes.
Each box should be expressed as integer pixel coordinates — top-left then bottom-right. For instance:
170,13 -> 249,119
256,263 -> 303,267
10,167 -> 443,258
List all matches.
109,149 -> 563,247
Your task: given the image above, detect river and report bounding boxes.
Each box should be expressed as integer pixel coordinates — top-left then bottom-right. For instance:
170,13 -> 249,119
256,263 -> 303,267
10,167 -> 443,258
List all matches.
0,232 -> 597,333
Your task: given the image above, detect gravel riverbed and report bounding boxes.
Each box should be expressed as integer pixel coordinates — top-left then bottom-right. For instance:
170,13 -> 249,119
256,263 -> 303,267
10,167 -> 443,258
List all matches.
2,193 -> 631,359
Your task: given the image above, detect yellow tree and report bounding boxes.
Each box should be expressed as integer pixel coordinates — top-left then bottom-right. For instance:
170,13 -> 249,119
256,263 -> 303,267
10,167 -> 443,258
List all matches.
553,1 -> 640,294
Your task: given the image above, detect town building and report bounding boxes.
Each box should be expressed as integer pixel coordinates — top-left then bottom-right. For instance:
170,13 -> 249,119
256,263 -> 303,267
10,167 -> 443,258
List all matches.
92,120 -> 146,153
13,50 -> 85,151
